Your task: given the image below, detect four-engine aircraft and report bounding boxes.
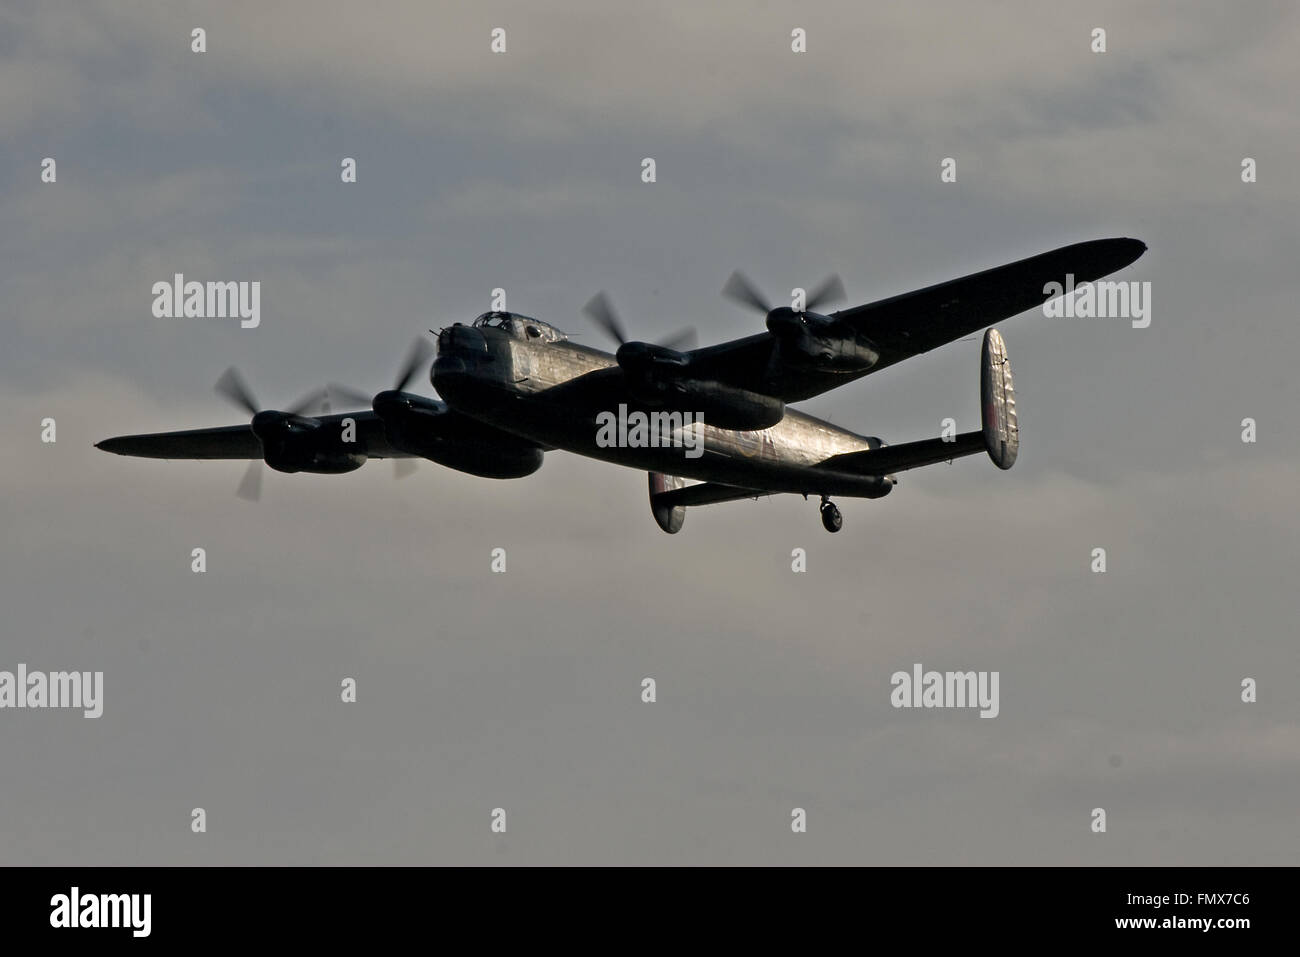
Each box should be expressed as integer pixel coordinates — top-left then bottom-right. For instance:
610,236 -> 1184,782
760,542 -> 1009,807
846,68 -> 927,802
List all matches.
97,238 -> 1147,532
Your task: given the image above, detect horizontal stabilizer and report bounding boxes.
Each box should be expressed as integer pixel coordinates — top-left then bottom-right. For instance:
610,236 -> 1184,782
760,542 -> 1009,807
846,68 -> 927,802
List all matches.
819,432 -> 986,475
652,481 -> 769,510
649,473 -> 768,532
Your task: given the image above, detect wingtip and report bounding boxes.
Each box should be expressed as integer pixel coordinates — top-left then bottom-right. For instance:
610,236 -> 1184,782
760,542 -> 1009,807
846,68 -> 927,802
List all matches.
1065,237 -> 1147,269
1124,237 -> 1148,266
1091,236 -> 1147,270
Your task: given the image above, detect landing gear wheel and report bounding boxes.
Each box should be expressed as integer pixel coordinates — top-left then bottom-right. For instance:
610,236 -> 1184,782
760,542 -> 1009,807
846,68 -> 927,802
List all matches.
819,499 -> 842,533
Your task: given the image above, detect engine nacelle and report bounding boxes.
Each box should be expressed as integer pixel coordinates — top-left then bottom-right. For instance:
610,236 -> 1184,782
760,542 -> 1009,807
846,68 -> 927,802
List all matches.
373,391 -> 544,479
765,308 -> 879,373
423,443 -> 543,479
626,377 -> 784,431
611,340 -> 784,430
251,411 -> 366,474
686,381 -> 784,431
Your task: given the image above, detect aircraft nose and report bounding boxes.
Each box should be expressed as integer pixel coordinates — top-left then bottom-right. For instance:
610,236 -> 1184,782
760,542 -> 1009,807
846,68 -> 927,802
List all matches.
439,324 -> 488,354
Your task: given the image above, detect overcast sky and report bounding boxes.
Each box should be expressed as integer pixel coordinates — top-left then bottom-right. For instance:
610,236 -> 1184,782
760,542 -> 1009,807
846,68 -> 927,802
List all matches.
1,0 -> 1297,864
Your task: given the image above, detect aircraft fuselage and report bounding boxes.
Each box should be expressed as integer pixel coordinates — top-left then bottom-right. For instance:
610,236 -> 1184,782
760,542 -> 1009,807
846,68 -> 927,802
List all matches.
432,316 -> 894,499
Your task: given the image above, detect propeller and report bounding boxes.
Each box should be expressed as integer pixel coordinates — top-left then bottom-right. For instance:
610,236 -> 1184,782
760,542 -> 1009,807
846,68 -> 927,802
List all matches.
214,367 -> 330,501
322,383 -> 373,413
720,271 -> 771,315
722,270 -> 879,376
216,367 -> 328,419
721,270 -> 846,317
392,337 -> 435,393
235,459 -> 263,502
325,338 -> 435,412
325,338 -> 436,480
582,292 -> 629,347
582,292 -> 697,355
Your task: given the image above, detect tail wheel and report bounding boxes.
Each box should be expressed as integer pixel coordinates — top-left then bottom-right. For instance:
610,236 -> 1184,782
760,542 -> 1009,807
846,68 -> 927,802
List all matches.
819,500 -> 843,533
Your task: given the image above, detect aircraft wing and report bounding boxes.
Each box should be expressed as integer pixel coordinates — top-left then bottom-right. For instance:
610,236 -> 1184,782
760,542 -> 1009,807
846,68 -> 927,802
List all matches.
685,238 -> 1146,402
831,237 -> 1146,371
96,411 -> 412,459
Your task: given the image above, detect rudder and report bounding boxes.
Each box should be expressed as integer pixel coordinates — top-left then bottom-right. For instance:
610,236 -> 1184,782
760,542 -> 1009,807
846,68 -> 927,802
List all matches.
980,328 -> 1019,469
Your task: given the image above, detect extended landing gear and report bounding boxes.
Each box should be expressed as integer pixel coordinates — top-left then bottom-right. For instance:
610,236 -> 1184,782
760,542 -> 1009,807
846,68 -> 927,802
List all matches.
819,497 -> 843,533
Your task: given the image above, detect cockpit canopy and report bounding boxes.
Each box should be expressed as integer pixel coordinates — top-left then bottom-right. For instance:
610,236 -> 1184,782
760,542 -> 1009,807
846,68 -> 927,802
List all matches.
471,312 -> 568,343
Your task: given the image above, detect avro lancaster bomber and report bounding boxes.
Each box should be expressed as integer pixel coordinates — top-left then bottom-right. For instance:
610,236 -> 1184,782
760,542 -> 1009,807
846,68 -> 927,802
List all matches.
97,238 -> 1147,533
